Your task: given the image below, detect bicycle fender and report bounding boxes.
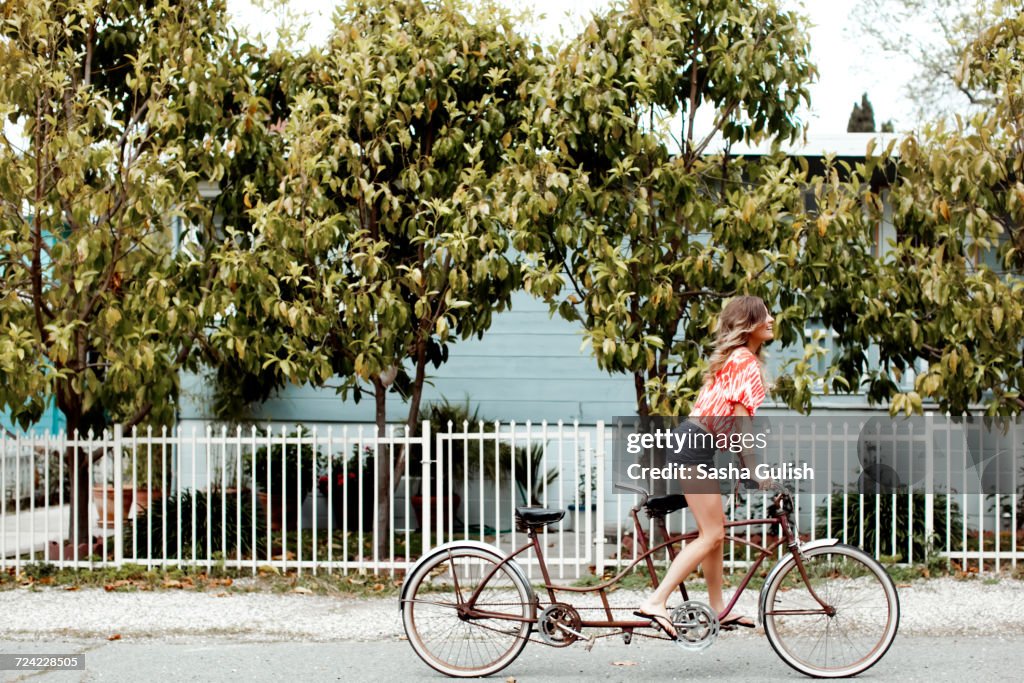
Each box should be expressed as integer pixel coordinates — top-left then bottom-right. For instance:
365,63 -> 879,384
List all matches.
757,538 -> 840,625
398,540 -> 536,614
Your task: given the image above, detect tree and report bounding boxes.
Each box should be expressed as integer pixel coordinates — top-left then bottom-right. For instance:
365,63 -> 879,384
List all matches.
503,0 -> 881,416
0,0 -> 270,547
211,0 -> 542,555
848,93 -> 877,132
848,93 -> 894,133
852,0 -> 1017,117
837,11 -> 1024,416
847,92 -> 880,132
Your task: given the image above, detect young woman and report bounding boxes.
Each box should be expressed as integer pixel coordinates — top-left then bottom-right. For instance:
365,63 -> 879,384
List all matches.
635,295 -> 774,636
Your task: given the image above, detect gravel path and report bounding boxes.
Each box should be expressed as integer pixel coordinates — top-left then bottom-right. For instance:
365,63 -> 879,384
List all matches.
0,578 -> 1022,642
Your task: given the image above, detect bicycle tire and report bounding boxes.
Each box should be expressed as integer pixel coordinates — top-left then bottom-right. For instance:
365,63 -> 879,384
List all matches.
401,545 -> 532,678
762,543 -> 900,678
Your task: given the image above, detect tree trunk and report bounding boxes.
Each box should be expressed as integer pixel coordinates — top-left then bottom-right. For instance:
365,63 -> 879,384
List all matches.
61,407 -> 92,561
634,370 -> 650,417
67,442 -> 92,561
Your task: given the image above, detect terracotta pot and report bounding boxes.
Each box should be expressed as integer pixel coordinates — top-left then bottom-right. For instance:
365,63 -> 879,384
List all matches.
130,489 -> 163,519
91,485 -> 164,527
255,490 -> 305,532
47,537 -> 107,561
91,485 -> 134,528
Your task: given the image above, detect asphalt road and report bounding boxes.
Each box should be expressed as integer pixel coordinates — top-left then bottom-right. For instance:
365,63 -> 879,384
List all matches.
1,635 -> 1019,682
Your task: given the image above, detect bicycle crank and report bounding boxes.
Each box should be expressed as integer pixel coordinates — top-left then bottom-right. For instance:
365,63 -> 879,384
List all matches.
538,604 -> 583,647
670,601 -> 720,652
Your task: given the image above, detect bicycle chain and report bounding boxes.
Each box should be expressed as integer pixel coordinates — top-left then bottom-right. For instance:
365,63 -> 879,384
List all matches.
452,602 -> 676,647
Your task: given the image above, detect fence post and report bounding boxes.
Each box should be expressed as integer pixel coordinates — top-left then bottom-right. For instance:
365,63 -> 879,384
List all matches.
924,413 -> 934,563
421,420 -> 432,555
595,420 -> 605,575
113,424 -> 124,567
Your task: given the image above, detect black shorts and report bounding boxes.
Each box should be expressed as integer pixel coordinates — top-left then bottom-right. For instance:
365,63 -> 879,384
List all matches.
665,419 -> 716,467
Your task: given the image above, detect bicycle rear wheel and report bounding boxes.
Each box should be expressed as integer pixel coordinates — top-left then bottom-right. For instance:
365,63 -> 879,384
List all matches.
762,543 -> 899,678
401,545 -> 532,678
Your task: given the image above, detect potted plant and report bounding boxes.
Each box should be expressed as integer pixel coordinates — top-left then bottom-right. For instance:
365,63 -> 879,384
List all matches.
243,431 -> 325,531
568,463 -> 598,533
408,398 -> 559,533
317,446 -> 376,532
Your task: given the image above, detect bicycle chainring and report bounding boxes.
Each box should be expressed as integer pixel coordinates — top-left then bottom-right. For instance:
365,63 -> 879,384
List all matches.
538,603 -> 583,647
670,601 -> 720,652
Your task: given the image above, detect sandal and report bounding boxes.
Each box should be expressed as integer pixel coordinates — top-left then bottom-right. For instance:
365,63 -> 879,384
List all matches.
633,610 -> 678,640
720,614 -> 756,629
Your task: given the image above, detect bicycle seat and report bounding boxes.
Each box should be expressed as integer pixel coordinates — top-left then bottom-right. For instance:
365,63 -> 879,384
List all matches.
645,494 -> 688,517
515,507 -> 566,529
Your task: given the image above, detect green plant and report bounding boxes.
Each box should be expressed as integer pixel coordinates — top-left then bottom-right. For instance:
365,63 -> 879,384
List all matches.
318,445 -> 376,531
574,464 -> 597,508
127,440 -> 171,492
415,398 -> 558,505
816,492 -> 963,561
243,431 -> 326,501
512,443 -> 559,507
123,488 -> 268,560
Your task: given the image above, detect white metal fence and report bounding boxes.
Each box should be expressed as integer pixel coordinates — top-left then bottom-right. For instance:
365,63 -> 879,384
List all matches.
2,420 -> 1020,576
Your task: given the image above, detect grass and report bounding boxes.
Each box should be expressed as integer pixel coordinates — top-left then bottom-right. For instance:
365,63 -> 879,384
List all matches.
0,561 -> 407,597
5,543 -> 1022,596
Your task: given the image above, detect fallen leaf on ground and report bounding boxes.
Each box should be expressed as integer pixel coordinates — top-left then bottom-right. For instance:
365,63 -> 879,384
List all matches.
611,661 -> 638,667
64,586 -> 80,591
291,587 -> 313,595
107,634 -> 121,641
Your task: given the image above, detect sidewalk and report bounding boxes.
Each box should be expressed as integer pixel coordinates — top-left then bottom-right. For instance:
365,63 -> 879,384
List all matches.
0,578 -> 1021,642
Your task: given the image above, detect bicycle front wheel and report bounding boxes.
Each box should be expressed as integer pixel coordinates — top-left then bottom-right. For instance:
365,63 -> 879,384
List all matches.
401,545 -> 533,678
762,543 -> 899,678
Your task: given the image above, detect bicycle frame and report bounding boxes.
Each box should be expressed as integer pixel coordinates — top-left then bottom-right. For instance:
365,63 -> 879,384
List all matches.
461,495 -> 835,632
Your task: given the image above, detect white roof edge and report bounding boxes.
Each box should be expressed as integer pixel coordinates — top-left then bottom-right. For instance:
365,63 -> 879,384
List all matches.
708,132 -> 903,158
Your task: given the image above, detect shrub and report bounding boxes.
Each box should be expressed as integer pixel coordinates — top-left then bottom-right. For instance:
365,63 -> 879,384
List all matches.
816,492 -> 963,561
124,488 -> 267,560
242,431 -> 326,503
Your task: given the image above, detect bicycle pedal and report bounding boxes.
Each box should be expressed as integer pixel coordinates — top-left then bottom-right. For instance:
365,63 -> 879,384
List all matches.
583,636 -> 597,653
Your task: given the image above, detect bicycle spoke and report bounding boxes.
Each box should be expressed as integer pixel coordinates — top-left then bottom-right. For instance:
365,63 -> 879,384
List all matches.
403,547 -> 532,677
764,547 -> 899,677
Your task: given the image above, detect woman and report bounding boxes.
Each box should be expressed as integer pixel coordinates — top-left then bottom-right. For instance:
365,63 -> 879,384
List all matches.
635,295 -> 774,636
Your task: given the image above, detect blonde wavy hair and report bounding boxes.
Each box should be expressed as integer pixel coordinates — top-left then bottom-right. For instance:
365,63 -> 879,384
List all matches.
703,295 -> 770,388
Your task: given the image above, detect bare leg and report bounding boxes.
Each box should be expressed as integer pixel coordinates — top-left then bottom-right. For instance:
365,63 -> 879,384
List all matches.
637,483 -> 724,636
702,523 -> 726,616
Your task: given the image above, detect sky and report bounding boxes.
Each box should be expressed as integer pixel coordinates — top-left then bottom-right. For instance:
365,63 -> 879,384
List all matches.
227,0 -> 921,135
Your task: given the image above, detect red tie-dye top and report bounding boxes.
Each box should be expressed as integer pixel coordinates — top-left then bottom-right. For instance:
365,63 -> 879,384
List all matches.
690,347 -> 766,436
